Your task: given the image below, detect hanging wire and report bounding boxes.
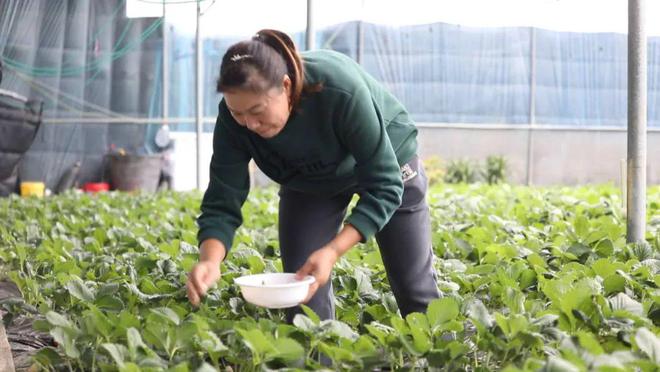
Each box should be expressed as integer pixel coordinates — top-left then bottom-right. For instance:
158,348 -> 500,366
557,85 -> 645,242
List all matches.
84,19 -> 136,87
1,17 -> 162,77
10,69 -> 135,119
200,0 -> 216,15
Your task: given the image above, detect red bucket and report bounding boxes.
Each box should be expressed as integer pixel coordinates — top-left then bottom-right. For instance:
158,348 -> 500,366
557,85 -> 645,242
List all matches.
83,182 -> 110,193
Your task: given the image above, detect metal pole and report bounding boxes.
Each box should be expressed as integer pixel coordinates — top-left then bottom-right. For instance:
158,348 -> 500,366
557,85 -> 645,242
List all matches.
306,0 -> 314,50
627,0 -> 647,243
357,0 -> 365,64
525,27 -> 537,185
195,0 -> 203,190
162,1 -> 168,123
357,20 -> 364,64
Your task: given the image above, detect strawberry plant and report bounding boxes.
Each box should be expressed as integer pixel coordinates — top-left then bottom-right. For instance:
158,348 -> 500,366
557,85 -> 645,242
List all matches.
0,185 -> 658,371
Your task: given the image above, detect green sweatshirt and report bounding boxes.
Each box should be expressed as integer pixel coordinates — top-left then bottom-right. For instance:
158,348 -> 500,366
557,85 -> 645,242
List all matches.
197,49 -> 418,251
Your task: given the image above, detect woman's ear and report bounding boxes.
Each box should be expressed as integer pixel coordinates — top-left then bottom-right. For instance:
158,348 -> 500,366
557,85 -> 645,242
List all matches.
282,74 -> 292,93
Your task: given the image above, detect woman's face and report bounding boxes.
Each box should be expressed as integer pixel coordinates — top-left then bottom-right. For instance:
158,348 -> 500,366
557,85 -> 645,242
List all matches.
224,75 -> 291,139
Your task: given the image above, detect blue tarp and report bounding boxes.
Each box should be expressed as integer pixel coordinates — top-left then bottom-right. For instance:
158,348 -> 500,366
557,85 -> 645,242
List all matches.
167,22 -> 660,128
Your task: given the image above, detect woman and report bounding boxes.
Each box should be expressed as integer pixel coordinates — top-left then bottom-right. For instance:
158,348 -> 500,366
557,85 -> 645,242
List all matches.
186,29 -> 439,322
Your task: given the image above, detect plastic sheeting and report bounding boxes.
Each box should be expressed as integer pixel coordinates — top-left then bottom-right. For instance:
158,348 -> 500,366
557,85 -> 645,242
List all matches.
2,0 -> 660,189
166,21 -> 660,127
0,0 -> 161,188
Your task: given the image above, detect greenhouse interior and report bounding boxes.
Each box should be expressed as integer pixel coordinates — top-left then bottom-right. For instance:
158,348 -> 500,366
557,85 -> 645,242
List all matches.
0,0 -> 659,370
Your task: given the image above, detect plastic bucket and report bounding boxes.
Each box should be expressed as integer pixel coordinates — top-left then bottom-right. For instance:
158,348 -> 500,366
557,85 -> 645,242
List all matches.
83,182 -> 110,193
20,181 -> 45,197
108,154 -> 162,192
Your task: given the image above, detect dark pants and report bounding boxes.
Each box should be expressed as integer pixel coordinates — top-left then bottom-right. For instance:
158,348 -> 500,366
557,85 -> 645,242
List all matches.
278,156 -> 439,322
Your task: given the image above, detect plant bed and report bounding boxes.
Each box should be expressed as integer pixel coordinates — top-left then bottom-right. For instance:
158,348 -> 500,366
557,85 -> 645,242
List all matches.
0,185 -> 658,371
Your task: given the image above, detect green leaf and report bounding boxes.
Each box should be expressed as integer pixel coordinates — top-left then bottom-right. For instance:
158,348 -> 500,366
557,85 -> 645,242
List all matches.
167,362 -> 189,372
592,259 -> 619,278
595,239 -> 615,257
567,243 -> 591,261
365,323 -> 392,345
576,331 -> 604,355
532,314 -> 559,327
527,253 -> 547,269
495,313 -> 510,336
408,324 -> 432,354
125,283 -> 171,302
270,337 -> 305,361
95,295 -> 125,311
87,306 -> 113,338
406,312 -> 432,354
127,327 -> 148,359
198,330 -> 227,353
318,342 -> 356,362
541,356 -> 580,372
519,269 -> 537,289
467,299 -> 493,329
120,363 -> 141,372
292,314 -> 316,332
96,282 -> 121,297
158,241 -> 179,258
406,312 -> 430,332
46,311 -> 74,329
365,304 -> 390,322
149,307 -> 181,326
139,278 -> 159,294
93,227 -> 108,246
609,293 -> 644,316
560,285 -> 593,317
247,255 -> 265,273
635,327 -> 660,363
441,320 -> 464,332
301,304 -> 320,324
50,327 -> 79,358
603,275 -> 626,295
195,363 -> 217,372
353,335 -> 377,356
390,316 -> 409,335
237,328 -> 275,356
102,343 -> 129,367
33,347 -> 64,366
427,297 -> 460,327
631,241 -> 654,261
449,341 -> 469,359
320,319 -> 358,340
574,215 -> 589,238
179,241 -> 198,254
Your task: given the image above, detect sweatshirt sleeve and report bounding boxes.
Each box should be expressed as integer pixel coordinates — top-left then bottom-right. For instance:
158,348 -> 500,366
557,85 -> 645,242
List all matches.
335,86 -> 403,242
196,115 -> 251,253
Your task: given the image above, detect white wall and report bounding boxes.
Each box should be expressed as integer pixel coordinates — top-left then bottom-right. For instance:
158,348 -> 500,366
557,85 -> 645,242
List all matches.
170,132 -> 213,191
171,127 -> 660,190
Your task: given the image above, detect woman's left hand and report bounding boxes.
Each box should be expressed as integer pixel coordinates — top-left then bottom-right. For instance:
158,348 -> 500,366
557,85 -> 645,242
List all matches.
296,244 -> 340,303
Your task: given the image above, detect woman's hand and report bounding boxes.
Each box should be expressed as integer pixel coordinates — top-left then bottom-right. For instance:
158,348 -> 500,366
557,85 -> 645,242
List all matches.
186,260 -> 221,306
186,239 -> 226,306
295,224 -> 363,302
295,244 -> 340,302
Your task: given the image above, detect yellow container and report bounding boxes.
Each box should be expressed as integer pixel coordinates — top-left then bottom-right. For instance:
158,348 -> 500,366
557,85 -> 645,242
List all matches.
20,182 -> 45,197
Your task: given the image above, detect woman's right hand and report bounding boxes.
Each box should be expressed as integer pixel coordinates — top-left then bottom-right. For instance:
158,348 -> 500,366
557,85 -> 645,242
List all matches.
186,239 -> 226,306
186,260 -> 221,306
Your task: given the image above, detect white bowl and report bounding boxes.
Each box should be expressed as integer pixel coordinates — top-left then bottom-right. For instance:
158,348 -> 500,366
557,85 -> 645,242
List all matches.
234,273 -> 316,309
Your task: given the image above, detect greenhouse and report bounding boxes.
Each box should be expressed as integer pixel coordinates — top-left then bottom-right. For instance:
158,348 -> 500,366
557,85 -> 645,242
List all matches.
0,0 -> 659,370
